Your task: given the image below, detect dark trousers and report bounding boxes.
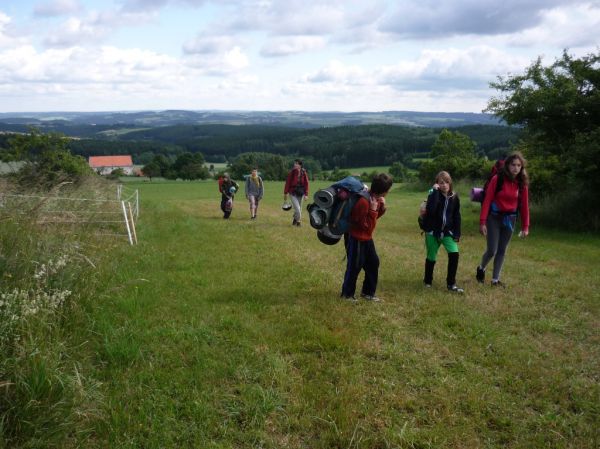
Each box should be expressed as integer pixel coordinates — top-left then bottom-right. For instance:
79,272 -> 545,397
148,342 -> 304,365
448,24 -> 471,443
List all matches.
341,236 -> 379,297
220,195 -> 232,219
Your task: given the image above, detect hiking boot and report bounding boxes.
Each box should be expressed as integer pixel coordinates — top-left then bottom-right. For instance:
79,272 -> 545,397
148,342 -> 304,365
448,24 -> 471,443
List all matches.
447,284 -> 465,293
361,294 -> 381,302
476,266 -> 485,283
491,280 -> 505,288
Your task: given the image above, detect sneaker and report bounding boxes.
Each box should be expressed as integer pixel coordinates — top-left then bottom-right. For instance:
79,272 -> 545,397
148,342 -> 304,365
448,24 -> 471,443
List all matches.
491,280 -> 505,288
423,282 -> 432,288
476,266 -> 485,283
361,294 -> 381,302
292,219 -> 297,226
341,294 -> 358,303
447,284 -> 465,293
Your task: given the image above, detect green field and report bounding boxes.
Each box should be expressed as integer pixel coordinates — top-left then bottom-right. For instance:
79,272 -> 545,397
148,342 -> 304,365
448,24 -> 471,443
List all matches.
65,179 -> 598,448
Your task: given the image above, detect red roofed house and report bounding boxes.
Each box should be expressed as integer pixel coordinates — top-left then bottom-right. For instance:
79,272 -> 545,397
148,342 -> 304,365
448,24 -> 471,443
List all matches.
89,155 -> 134,175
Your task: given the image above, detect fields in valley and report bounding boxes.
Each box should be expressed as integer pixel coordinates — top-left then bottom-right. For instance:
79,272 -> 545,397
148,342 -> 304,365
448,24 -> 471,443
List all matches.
83,179 -> 599,448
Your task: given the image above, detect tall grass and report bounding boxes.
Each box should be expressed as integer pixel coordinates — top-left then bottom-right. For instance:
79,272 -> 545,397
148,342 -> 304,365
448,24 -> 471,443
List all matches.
0,177 -> 126,448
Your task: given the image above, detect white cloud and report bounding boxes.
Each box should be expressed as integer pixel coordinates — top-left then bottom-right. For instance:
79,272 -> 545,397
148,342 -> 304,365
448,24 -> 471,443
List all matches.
304,60 -> 369,84
0,12 -> 28,50
261,36 -> 326,57
378,46 -> 530,90
379,0 -> 592,38
505,4 -> 600,49
42,8 -> 158,48
33,0 -> 82,17
183,35 -> 238,55
184,45 -> 249,75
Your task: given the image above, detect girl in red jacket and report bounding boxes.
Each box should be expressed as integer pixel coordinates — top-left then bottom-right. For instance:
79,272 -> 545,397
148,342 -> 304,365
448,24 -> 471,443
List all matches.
476,152 -> 530,287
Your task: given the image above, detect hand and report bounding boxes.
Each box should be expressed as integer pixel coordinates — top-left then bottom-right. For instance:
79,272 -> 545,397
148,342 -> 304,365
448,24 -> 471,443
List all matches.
369,196 -> 379,211
454,237 -> 460,243
304,195 -> 308,200
518,230 -> 529,238
433,183 -> 440,190
480,224 -> 487,236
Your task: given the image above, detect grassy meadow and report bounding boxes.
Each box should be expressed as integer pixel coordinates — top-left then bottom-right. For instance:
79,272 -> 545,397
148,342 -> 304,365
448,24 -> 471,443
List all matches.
75,179 -> 599,448
2,177 -> 598,448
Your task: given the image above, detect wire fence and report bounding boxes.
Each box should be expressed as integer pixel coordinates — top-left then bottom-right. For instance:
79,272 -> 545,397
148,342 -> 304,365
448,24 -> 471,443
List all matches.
0,184 -> 140,245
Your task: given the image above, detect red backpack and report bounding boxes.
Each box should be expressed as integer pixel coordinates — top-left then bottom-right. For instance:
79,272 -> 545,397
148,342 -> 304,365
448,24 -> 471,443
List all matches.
471,159 -> 505,203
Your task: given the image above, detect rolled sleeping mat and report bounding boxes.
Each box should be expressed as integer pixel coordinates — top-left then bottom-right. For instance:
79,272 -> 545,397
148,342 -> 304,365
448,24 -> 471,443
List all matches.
307,203 -> 330,229
317,227 -> 343,245
313,187 -> 337,209
470,187 -> 484,202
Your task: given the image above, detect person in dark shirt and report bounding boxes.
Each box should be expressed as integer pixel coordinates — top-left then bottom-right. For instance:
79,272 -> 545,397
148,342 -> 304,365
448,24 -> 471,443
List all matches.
422,171 -> 463,293
218,172 -> 239,219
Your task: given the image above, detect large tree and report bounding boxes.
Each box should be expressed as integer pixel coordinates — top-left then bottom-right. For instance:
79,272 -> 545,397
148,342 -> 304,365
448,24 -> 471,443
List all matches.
419,129 -> 483,182
486,50 -> 600,195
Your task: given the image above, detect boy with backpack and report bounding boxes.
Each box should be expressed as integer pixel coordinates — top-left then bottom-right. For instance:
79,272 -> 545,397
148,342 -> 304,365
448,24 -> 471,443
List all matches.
340,173 -> 393,302
421,171 -> 464,293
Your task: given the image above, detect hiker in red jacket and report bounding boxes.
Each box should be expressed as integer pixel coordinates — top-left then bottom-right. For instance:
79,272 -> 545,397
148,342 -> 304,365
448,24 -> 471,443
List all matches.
283,159 -> 310,226
476,152 -> 530,287
340,173 -> 393,302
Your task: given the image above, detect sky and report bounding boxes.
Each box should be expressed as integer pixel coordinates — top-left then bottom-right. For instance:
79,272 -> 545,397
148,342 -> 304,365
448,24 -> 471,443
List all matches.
0,0 -> 598,113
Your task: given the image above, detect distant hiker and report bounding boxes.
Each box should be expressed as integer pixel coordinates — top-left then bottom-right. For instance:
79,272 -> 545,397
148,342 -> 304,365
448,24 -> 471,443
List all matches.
218,172 -> 239,219
422,171 -> 464,293
283,159 -> 310,226
340,173 -> 393,302
245,168 -> 264,220
476,152 -> 530,287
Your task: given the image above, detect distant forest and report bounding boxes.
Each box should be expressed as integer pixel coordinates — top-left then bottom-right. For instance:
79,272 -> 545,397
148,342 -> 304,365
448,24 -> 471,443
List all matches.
69,124 -> 520,169
0,123 -> 521,170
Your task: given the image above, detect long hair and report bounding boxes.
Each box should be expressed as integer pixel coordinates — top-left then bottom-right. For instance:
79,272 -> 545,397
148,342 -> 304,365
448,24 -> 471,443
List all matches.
435,170 -> 453,194
503,152 -> 529,186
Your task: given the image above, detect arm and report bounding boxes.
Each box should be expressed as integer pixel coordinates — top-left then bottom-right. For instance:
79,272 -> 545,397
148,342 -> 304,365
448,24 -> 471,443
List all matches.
454,196 -> 461,240
520,185 -> 530,236
303,170 -> 309,199
480,175 -> 498,236
283,172 -> 291,198
351,197 -> 378,234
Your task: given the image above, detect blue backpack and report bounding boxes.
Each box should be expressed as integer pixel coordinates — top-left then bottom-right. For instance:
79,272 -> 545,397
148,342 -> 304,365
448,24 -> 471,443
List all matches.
309,176 -> 369,240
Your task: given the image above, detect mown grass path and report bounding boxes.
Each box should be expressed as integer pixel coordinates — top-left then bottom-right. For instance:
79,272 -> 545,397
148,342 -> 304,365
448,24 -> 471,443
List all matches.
87,180 -> 600,448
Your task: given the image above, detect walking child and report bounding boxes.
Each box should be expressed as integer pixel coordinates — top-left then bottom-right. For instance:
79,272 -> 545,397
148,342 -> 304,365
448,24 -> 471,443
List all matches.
340,173 -> 393,302
218,173 -> 239,219
422,171 -> 464,293
476,152 -> 530,287
245,168 -> 264,219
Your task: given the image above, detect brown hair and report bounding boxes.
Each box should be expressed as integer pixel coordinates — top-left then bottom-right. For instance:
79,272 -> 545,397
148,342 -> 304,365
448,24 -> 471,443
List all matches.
435,170 -> 453,194
370,173 -> 393,195
503,151 -> 529,186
